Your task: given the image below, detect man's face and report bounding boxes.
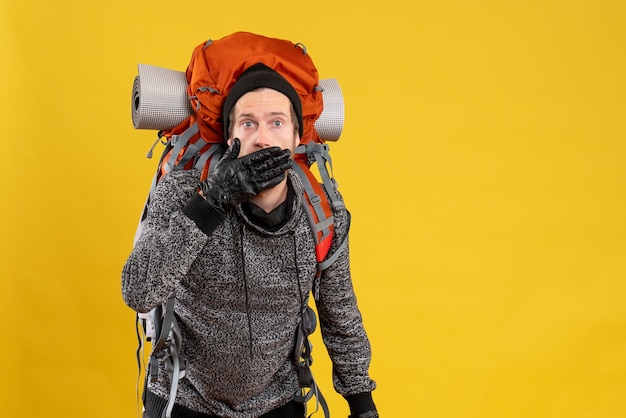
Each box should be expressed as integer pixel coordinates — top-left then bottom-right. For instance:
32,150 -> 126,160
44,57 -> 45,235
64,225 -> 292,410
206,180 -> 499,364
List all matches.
228,88 -> 300,157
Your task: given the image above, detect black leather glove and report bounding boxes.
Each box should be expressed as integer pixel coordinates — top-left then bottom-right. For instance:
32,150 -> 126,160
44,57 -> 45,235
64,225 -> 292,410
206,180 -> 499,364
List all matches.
199,138 -> 292,213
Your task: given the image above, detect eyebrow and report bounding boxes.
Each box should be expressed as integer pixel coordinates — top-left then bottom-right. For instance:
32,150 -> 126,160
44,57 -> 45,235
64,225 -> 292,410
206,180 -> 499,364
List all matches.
237,111 -> 289,118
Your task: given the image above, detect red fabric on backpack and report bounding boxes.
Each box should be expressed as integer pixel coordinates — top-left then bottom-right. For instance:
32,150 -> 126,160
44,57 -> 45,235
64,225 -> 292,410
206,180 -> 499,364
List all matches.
160,32 -> 324,147
152,32 -> 335,263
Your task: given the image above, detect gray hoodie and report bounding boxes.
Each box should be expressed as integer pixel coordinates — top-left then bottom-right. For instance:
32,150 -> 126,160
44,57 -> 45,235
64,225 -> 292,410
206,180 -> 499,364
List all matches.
122,169 -> 376,417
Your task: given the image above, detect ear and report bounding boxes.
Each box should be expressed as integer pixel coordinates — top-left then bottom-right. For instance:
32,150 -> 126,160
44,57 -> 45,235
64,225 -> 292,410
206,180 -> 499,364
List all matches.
294,134 -> 301,149
227,138 -> 233,147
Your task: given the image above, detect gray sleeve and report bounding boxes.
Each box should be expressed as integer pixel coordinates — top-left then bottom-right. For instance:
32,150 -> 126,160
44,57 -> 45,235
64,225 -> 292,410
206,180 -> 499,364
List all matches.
121,170 -> 209,313
315,206 -> 377,396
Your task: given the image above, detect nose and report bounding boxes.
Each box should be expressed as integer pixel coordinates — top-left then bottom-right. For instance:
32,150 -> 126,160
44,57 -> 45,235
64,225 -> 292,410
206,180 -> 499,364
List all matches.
254,124 -> 272,148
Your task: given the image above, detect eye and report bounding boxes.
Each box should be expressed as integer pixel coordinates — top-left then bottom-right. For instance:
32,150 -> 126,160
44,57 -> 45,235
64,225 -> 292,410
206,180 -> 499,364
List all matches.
242,121 -> 255,128
272,120 -> 284,128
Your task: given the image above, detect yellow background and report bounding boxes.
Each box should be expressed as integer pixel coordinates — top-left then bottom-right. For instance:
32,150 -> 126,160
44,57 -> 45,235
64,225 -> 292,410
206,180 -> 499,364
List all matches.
1,0 -> 625,417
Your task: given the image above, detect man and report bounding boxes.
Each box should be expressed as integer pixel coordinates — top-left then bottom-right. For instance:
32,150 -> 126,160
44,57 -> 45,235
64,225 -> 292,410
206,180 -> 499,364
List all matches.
122,63 -> 378,418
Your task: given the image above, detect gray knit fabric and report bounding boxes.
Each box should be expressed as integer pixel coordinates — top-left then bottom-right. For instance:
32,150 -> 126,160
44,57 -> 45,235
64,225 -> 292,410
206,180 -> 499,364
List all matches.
122,169 -> 376,417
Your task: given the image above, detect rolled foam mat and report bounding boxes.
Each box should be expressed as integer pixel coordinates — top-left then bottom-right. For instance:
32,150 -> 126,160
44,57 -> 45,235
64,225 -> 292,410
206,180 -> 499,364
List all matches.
132,64 -> 344,141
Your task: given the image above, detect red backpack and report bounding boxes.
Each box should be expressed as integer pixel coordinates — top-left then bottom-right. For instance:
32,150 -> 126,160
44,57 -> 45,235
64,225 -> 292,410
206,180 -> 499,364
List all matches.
133,31 -> 345,266
131,32 -> 347,418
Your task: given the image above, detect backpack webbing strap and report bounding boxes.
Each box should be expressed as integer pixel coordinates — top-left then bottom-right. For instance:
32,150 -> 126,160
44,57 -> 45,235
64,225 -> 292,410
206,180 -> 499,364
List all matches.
151,294 -> 176,356
193,143 -> 222,174
294,370 -> 330,418
135,313 -> 149,418
295,143 -> 344,211
317,210 -> 350,272
292,161 -> 333,245
176,138 -> 208,170
162,317 -> 185,418
294,142 -> 347,276
164,122 -> 200,174
146,294 -> 186,418
293,306 -> 330,418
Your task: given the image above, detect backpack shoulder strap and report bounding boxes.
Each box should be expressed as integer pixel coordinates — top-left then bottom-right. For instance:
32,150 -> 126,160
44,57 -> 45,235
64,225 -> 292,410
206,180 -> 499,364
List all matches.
291,142 -> 345,418
293,142 -> 348,280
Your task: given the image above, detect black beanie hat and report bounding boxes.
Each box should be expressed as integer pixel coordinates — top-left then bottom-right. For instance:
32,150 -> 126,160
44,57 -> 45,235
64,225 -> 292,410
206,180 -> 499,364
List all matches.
222,63 -> 303,140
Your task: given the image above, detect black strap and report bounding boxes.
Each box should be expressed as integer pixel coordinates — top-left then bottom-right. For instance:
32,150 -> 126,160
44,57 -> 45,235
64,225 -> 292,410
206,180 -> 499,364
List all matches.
293,306 -> 330,418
